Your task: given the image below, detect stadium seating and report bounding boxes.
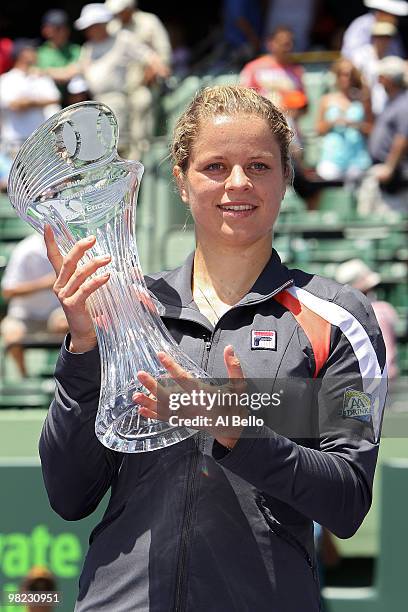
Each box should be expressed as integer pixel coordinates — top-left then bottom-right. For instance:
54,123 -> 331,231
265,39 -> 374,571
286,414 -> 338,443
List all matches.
137,139 -> 190,273
0,378 -> 54,409
299,69 -> 331,166
323,460 -> 408,611
161,227 -> 195,270
0,216 -> 32,241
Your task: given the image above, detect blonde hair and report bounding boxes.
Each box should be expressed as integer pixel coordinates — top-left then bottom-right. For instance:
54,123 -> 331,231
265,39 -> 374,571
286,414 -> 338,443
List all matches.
171,85 -> 293,177
332,58 -> 364,90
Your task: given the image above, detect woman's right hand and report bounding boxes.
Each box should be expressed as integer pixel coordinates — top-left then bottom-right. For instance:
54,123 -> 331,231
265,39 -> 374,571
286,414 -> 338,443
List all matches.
44,224 -> 111,353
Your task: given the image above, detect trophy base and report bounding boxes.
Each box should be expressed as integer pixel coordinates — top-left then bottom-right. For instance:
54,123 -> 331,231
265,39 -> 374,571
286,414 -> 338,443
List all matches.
97,405 -> 196,453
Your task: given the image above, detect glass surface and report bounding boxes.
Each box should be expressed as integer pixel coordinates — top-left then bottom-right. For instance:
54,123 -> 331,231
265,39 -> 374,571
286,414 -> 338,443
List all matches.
8,102 -> 210,452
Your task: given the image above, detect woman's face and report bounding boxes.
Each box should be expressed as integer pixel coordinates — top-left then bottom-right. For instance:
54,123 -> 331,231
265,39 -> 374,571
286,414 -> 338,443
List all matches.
335,62 -> 354,91
267,30 -> 294,59
175,113 -> 287,249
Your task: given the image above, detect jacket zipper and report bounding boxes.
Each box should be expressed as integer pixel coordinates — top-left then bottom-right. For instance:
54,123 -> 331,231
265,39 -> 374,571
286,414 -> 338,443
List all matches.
202,339 -> 212,370
173,334 -> 212,611
232,279 -> 294,310
173,433 -> 202,612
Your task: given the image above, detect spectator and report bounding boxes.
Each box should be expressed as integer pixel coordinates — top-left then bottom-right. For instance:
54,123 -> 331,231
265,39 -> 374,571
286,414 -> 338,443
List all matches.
335,258 -> 399,380
0,39 -> 60,157
0,233 -> 68,377
44,4 -> 166,155
239,26 -> 306,110
263,0 -> 318,52
359,55 -> 408,214
105,0 -> 171,158
75,3 -> 137,153
316,58 -> 373,182
21,566 -> 58,612
106,0 -> 171,63
353,20 -> 397,115
43,3 -> 156,157
37,9 -> 81,105
342,0 -> 408,60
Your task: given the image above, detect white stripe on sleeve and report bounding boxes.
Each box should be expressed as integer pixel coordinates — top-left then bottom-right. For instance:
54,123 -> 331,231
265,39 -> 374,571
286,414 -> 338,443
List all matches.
288,286 -> 387,442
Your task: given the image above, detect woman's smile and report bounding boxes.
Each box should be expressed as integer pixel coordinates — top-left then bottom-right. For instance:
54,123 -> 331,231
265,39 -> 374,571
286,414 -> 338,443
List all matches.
217,202 -> 258,218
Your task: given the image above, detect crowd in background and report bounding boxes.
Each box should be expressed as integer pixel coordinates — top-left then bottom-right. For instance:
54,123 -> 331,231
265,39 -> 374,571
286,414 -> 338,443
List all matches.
0,0 -> 407,380
0,0 -> 407,213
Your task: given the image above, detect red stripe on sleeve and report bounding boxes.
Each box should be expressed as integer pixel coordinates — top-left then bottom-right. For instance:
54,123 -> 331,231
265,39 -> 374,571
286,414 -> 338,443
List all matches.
275,290 -> 331,378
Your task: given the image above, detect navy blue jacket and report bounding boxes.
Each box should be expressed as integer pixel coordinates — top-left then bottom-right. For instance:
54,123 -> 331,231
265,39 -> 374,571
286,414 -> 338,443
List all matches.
39,251 -> 387,611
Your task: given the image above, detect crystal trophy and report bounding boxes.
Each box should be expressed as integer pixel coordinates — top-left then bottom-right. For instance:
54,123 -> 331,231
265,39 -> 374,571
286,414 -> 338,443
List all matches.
8,102 -> 211,452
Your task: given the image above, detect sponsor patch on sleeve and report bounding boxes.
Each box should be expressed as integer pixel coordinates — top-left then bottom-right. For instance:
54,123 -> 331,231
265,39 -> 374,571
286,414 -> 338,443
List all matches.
341,389 -> 372,423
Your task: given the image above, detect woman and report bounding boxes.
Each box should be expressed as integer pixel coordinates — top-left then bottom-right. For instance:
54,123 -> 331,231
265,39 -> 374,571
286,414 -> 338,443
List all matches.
40,86 -> 386,611
239,26 -> 307,111
316,58 -> 373,181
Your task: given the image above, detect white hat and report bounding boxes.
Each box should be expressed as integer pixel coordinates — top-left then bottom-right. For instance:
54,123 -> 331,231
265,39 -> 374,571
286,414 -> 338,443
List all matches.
371,21 -> 397,35
105,0 -> 135,14
335,259 -> 381,292
67,76 -> 89,95
377,55 -> 408,83
74,4 -> 113,30
364,0 -> 408,16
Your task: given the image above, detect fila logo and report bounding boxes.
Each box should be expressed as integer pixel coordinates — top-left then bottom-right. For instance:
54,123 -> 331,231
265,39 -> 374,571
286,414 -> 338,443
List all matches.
251,330 -> 277,351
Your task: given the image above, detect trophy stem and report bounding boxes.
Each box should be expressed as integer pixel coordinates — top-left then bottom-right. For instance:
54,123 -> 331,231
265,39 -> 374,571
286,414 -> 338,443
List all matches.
85,209 -> 194,452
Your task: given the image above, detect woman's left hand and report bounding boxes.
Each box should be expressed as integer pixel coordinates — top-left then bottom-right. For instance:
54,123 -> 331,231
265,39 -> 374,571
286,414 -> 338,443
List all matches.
133,345 -> 247,449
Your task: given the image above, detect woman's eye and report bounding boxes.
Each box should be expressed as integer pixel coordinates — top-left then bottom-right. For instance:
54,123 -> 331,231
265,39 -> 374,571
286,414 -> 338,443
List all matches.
249,162 -> 269,170
205,163 -> 224,171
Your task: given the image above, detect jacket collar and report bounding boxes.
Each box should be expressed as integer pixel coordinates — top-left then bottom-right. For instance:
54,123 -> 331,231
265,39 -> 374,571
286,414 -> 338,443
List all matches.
146,249 -> 294,315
